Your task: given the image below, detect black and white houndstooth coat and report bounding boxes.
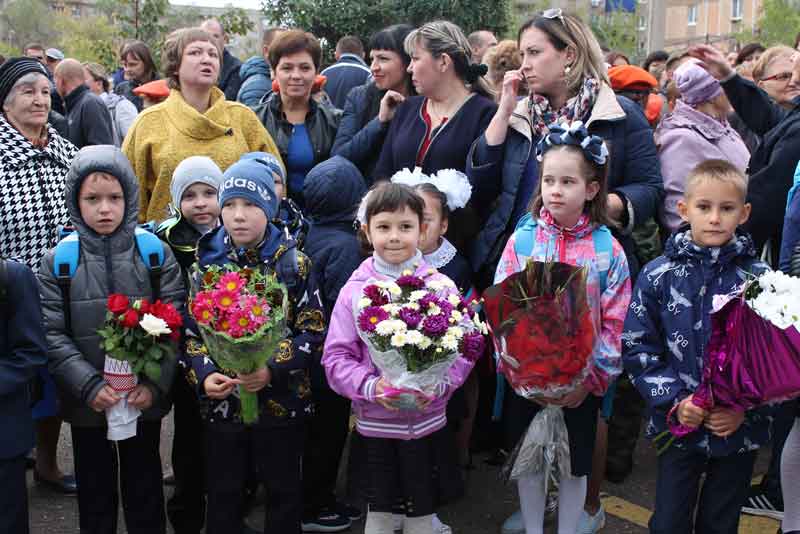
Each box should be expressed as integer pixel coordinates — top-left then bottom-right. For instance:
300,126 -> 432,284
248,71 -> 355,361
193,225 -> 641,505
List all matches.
0,115 -> 77,272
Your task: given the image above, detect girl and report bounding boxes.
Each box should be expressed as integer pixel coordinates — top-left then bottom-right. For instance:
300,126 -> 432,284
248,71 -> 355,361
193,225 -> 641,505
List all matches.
323,182 -> 476,534
494,123 -> 631,534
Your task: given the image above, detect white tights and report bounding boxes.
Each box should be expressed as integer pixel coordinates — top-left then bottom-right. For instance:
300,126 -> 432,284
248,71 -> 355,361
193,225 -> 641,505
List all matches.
517,472 -> 587,534
782,418 -> 800,532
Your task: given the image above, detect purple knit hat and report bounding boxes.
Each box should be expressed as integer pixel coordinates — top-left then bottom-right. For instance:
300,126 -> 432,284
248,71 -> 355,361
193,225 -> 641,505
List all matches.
674,60 -> 723,106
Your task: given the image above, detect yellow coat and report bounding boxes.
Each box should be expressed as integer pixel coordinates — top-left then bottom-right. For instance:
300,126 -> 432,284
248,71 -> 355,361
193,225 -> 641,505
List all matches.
123,87 -> 281,222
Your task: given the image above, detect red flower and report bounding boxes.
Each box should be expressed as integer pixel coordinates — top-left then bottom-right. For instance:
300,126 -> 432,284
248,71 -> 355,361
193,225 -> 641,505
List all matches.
107,294 -> 129,315
121,309 -> 139,329
150,300 -> 183,330
139,299 -> 151,314
170,329 -> 181,342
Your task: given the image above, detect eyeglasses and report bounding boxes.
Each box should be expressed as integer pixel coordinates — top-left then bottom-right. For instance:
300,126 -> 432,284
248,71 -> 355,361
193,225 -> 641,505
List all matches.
761,71 -> 793,83
542,8 -> 566,25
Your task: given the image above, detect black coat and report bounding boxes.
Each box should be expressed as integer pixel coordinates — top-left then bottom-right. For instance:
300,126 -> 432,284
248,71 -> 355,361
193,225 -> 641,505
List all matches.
331,82 -> 388,178
63,85 -> 115,149
219,49 -> 243,101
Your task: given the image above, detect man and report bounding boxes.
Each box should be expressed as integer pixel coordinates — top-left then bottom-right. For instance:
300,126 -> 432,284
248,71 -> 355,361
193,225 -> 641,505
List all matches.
468,30 -> 498,64
54,59 -> 114,148
320,35 -> 371,109
25,43 -> 64,115
44,48 -> 63,75
200,18 -> 242,100
23,43 -> 46,64
238,27 -> 282,107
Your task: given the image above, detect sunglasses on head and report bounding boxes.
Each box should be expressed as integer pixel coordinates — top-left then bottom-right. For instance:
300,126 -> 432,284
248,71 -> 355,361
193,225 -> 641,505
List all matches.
542,8 -> 566,25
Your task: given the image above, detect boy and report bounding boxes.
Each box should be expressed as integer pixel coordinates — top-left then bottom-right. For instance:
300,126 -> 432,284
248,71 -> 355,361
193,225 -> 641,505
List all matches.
185,153 -> 325,534
623,159 -> 773,534
37,145 -> 184,534
156,155 -> 223,534
0,260 -> 48,534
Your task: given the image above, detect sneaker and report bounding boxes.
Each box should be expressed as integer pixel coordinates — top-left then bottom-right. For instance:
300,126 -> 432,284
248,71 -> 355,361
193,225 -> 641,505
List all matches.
576,506 -> 606,534
501,510 -> 524,534
301,509 -> 352,532
432,514 -> 452,534
392,513 -> 404,532
742,487 -> 784,521
544,488 -> 558,524
335,502 -> 363,521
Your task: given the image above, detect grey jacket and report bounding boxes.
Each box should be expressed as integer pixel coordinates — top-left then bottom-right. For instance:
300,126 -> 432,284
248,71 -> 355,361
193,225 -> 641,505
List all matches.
38,145 -> 185,427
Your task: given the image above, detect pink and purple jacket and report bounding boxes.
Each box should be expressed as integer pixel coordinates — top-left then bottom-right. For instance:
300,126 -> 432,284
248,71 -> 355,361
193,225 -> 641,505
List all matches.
323,256 -> 475,440
494,210 -> 632,395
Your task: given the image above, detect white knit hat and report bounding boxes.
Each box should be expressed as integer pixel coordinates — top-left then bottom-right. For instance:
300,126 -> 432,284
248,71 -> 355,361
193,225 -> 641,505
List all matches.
170,156 -> 223,207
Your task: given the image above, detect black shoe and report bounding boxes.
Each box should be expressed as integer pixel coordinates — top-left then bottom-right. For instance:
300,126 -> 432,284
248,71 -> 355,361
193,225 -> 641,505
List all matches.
163,472 -> 176,486
741,486 -> 784,521
335,502 -> 363,521
25,454 -> 35,470
605,456 -> 633,484
34,472 -> 78,494
301,509 -> 351,532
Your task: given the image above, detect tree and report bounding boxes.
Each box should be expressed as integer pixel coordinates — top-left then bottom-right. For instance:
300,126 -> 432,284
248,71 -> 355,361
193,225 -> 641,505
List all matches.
219,7 -> 256,37
55,15 -> 120,71
0,0 -> 58,51
591,10 -> 638,61
741,0 -> 800,47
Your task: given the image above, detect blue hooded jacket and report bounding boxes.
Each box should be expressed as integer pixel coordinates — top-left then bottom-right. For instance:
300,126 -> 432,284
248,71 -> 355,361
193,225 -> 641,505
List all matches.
237,56 -> 271,108
623,228 -> 773,457
778,161 -> 800,274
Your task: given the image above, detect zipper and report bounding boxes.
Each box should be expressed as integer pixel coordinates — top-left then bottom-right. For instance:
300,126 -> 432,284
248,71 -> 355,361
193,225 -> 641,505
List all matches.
104,237 -> 115,294
415,98 -> 463,168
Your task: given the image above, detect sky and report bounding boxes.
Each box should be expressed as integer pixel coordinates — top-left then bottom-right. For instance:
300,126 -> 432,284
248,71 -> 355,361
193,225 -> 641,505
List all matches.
170,0 -> 264,11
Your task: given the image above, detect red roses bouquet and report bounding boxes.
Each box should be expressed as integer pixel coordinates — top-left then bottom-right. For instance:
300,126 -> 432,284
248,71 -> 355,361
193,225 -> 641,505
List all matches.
484,260 -> 596,483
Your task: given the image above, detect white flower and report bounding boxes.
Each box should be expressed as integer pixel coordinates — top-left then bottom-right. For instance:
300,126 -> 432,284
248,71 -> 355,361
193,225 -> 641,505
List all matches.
427,280 -> 445,291
391,332 -> 409,347
409,290 -> 428,302
376,322 -> 395,336
389,319 -> 408,332
447,294 -> 461,306
407,302 -> 420,311
381,304 -> 400,316
442,334 -> 459,352
406,330 -> 424,346
417,336 -> 433,350
388,284 -> 402,296
140,314 -> 171,337
451,310 -> 463,323
428,304 -> 442,316
447,326 -> 464,339
358,297 -> 372,309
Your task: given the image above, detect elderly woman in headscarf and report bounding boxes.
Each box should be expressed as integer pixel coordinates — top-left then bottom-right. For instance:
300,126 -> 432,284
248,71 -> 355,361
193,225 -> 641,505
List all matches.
0,57 -> 78,494
655,60 -> 750,233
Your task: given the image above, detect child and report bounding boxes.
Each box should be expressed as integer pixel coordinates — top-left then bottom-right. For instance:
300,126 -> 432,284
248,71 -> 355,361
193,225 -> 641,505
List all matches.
37,145 -> 184,534
185,153 -> 324,534
0,259 -> 48,534
623,159 -> 773,534
494,123 -> 631,534
323,182 -> 476,534
301,156 -> 366,531
156,155 -> 222,534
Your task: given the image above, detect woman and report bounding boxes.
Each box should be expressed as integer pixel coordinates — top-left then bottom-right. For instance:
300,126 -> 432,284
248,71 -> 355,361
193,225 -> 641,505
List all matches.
0,57 -> 78,495
753,46 -> 800,109
484,40 -> 525,99
331,24 -> 415,179
656,61 -> 750,233
83,62 -> 138,144
124,27 -> 280,223
605,51 -> 630,66
114,40 -> 159,111
254,30 -> 340,207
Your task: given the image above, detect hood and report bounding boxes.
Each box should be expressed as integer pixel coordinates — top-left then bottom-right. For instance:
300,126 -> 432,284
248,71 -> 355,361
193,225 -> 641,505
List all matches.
535,208 -> 596,240
656,99 -> 729,142
664,225 -> 756,266
303,156 -> 367,224
240,56 -> 270,81
65,145 -> 139,254
197,223 -> 285,269
100,92 -> 125,107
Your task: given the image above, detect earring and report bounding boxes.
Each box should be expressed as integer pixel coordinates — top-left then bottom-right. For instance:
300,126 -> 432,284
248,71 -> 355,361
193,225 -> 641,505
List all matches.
565,64 -> 572,74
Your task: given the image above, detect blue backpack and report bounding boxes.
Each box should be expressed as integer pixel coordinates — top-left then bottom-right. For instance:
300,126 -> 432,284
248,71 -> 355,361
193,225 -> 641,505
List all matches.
512,212 -> 614,292
53,224 -> 165,334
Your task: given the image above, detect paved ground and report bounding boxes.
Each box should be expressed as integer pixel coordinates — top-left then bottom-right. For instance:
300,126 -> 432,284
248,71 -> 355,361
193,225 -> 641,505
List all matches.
28,415 -> 780,533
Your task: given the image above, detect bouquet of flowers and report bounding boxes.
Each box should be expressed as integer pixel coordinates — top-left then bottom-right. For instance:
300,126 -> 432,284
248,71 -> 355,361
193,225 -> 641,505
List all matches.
355,270 -> 486,408
668,270 -> 800,438
97,295 -> 183,440
483,260 -> 596,484
190,265 -> 288,424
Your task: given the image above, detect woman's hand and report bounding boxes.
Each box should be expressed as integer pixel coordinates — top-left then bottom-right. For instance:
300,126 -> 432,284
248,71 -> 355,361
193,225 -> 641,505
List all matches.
89,385 -> 120,412
704,407 -> 745,437
238,367 -> 271,393
378,90 -> 405,123
203,372 -> 240,399
677,395 -> 708,428
127,384 -> 154,410
688,45 -> 735,80
484,70 -> 524,147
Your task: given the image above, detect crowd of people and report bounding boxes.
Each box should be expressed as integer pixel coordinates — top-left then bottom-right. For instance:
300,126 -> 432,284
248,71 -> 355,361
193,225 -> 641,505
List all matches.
0,9 -> 799,534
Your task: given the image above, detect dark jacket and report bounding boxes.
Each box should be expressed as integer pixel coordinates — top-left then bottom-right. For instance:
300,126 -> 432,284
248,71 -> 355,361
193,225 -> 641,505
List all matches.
721,74 -> 800,254
467,84 -> 664,287
38,146 -> 185,427
779,161 -> 800,273
156,213 -> 203,278
187,225 -> 325,427
276,198 -> 309,250
63,84 -> 115,149
623,228 -> 773,457
320,54 -> 372,110
0,260 -> 48,459
237,56 -> 271,107
219,49 -> 243,101
303,156 -> 366,319
331,82 -> 388,178
115,79 -> 147,112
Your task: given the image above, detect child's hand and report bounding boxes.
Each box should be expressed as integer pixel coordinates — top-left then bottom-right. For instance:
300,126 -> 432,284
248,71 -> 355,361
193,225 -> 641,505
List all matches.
128,384 -> 154,410
553,383 -> 589,409
374,377 -> 400,411
677,395 -> 707,428
238,367 -> 271,393
704,407 -> 745,437
89,385 -> 120,412
204,372 -> 240,399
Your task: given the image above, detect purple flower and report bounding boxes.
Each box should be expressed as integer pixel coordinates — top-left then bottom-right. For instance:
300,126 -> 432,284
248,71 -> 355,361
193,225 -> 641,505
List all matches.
358,306 -> 389,333
422,314 -> 448,336
397,275 -> 425,289
418,293 -> 437,310
462,331 -> 486,361
363,285 -> 388,306
398,307 -> 423,329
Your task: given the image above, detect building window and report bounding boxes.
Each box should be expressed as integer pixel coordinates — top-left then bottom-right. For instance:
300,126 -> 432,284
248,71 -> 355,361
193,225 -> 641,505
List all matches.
71,5 -> 81,17
732,0 -> 743,19
638,15 -> 646,29
688,4 -> 698,25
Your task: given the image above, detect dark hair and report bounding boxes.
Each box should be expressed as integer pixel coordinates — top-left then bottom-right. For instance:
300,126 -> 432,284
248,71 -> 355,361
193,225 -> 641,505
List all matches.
735,42 -> 765,66
605,51 -> 630,65
370,24 -> 414,65
642,50 -> 669,71
795,32 -> 800,50
414,183 -> 450,221
358,182 -> 425,253
337,35 -> 364,56
24,43 -> 45,53
529,145 -> 612,227
0,55 -> 5,67
269,30 -> 322,71
121,40 -> 158,82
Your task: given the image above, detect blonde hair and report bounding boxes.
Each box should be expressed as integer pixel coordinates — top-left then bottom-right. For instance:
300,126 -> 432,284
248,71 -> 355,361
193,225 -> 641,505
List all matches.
685,159 -> 748,201
752,45 -> 796,82
405,20 -> 495,99
83,62 -> 109,92
517,13 -> 610,95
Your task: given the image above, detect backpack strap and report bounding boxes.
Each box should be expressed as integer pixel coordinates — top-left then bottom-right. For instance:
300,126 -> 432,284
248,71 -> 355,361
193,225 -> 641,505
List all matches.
134,226 -> 165,301
53,232 -> 80,334
592,225 -> 614,294
512,212 -> 537,258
